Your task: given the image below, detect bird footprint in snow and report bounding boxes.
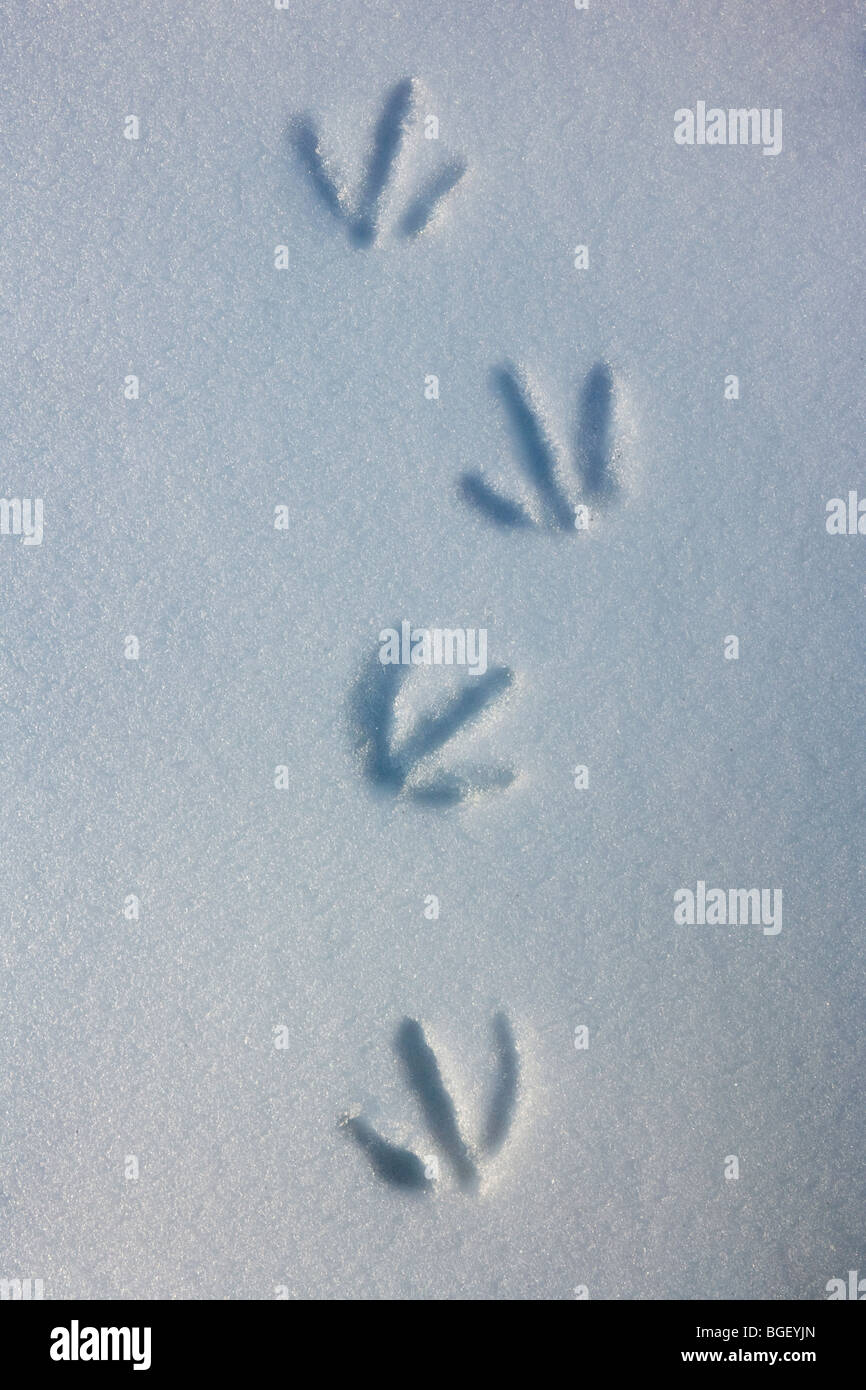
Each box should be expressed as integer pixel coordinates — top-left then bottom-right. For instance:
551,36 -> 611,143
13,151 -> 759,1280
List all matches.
460,361 -> 623,531
351,645 -> 516,806
342,1014 -> 519,1193
291,77 -> 467,247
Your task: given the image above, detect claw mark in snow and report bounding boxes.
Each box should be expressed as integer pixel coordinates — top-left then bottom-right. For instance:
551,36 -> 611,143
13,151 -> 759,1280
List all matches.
351,647 -> 516,805
460,360 -> 625,532
482,1012 -> 519,1155
342,1014 -> 520,1193
290,78 -> 467,246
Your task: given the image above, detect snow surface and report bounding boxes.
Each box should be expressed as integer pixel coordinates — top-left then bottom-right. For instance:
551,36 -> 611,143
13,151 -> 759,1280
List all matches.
0,0 -> 863,1299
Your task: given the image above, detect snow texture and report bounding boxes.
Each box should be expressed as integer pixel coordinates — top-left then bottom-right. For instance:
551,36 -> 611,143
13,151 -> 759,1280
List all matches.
0,0 -> 863,1299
